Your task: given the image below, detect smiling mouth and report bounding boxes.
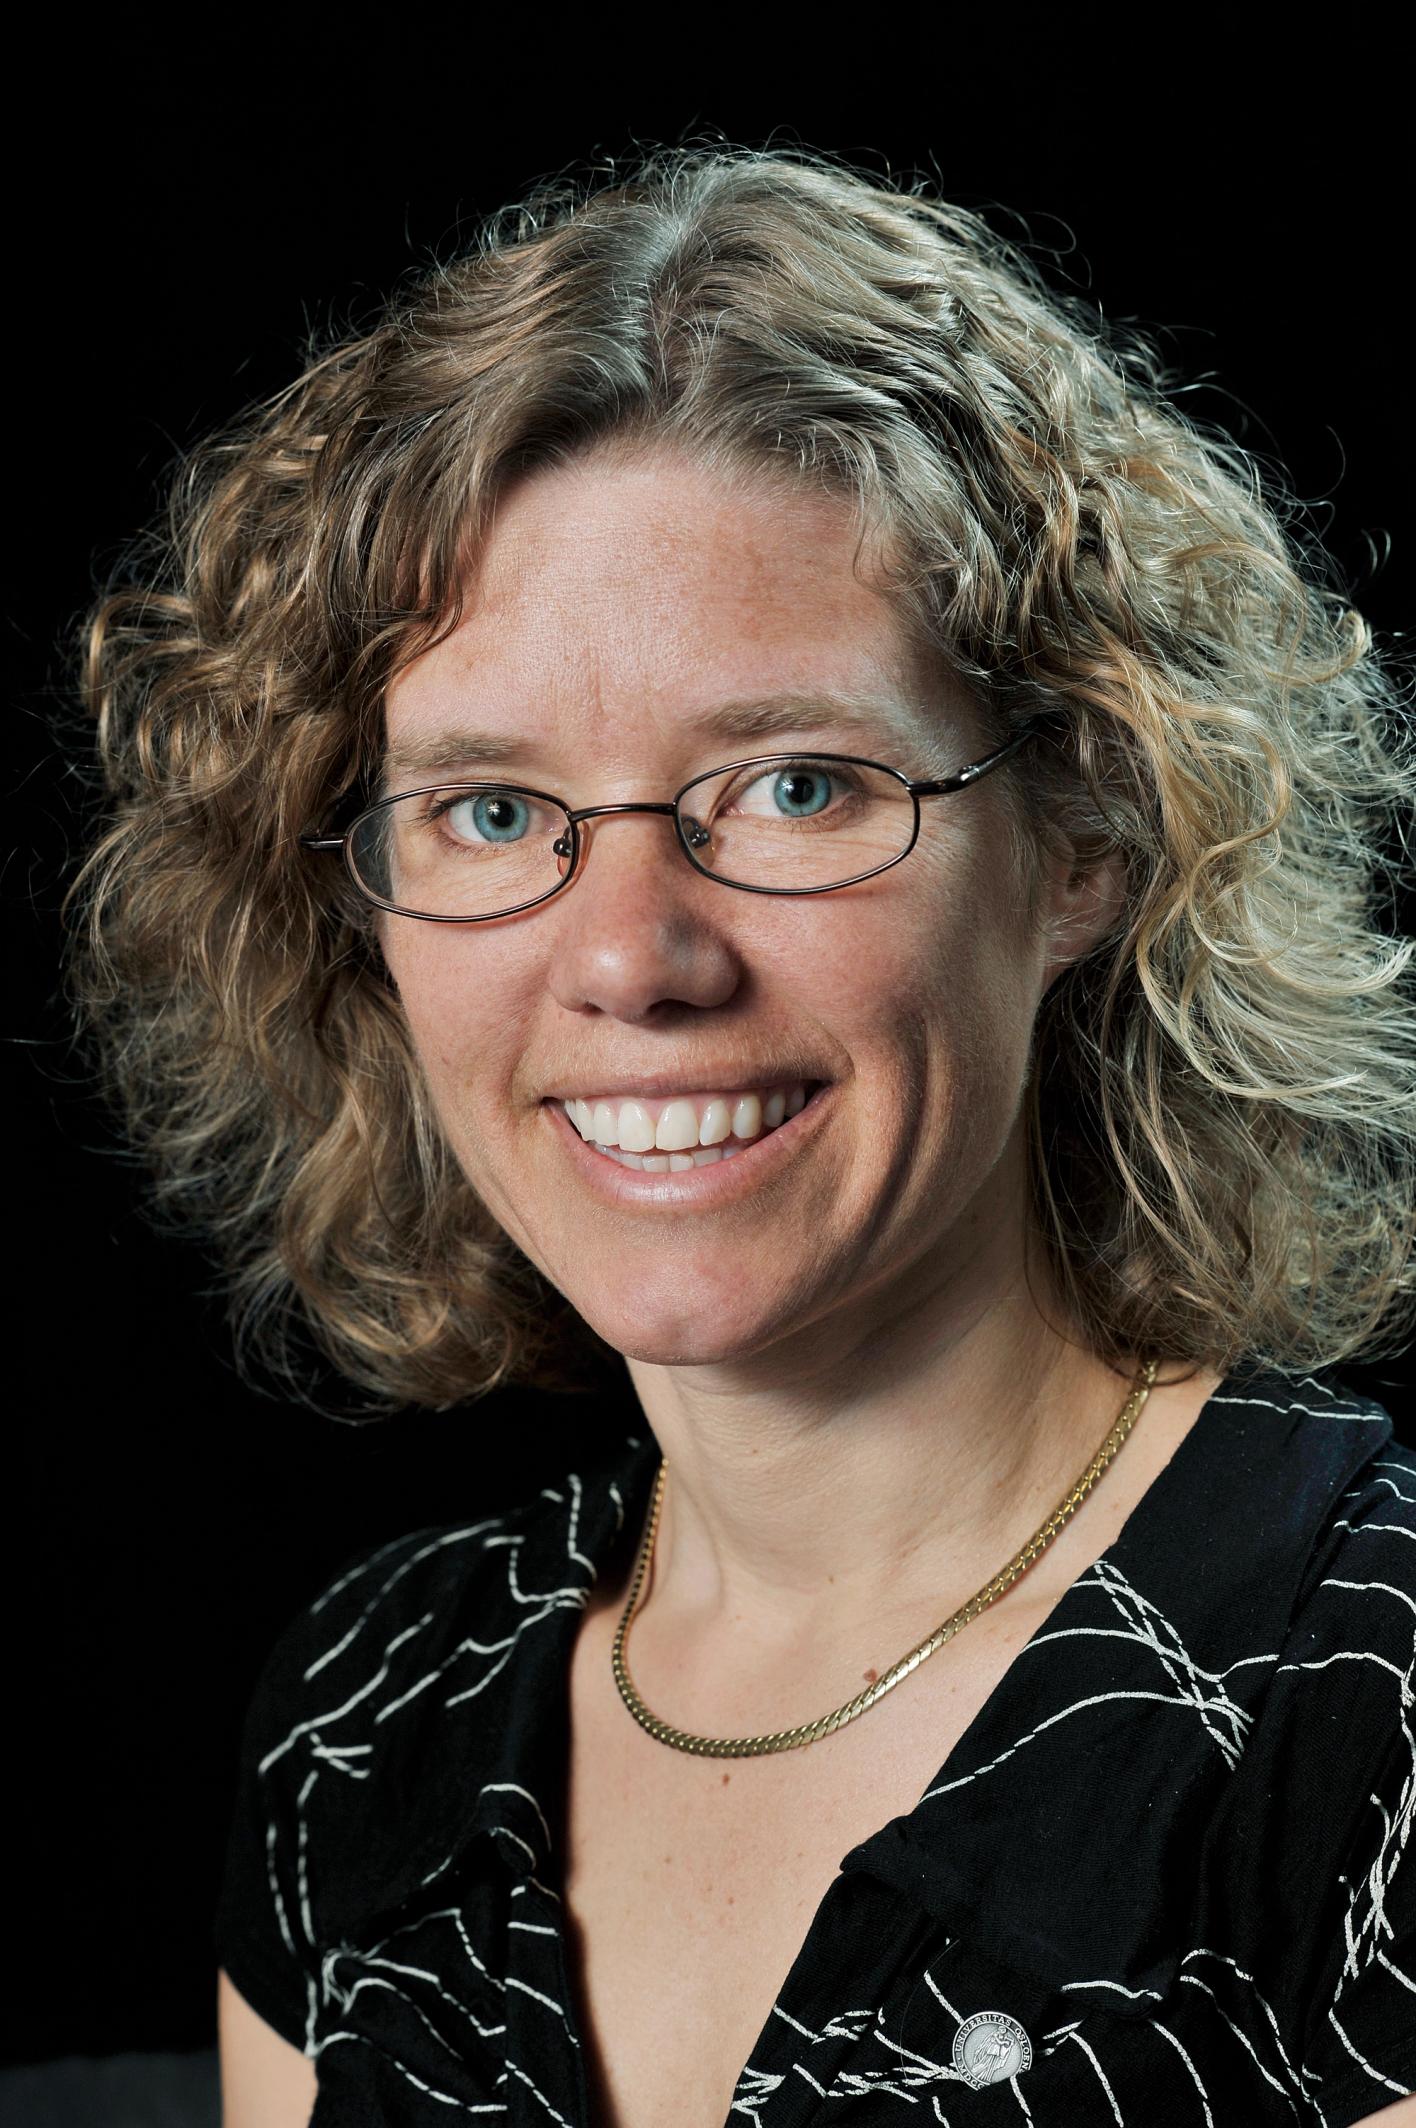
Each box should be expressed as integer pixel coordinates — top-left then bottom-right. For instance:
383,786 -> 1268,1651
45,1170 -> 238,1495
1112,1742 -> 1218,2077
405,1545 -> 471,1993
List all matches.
550,1081 -> 825,1170
586,1134 -> 763,1172
543,1079 -> 833,1185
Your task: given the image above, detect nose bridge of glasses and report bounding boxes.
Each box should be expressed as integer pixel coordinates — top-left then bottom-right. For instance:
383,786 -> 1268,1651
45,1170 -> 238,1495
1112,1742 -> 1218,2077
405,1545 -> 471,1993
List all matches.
563,797 -> 717,866
565,799 -> 681,827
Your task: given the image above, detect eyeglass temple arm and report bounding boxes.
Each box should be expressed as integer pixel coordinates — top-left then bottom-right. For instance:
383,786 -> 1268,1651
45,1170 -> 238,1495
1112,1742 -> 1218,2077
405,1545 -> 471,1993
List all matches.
297,719 -> 1046,844
908,719 -> 1043,797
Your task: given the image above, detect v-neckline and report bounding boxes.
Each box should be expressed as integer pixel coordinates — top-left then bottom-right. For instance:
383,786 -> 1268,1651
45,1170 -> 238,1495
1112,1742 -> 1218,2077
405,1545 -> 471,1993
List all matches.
877,1359 -> 1232,1820
549,1369 -> 1239,2127
600,1358 -> 1231,1816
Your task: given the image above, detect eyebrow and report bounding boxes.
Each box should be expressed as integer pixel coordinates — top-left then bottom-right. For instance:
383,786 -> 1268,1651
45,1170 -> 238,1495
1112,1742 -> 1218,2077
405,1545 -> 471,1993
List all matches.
382,689 -> 957,785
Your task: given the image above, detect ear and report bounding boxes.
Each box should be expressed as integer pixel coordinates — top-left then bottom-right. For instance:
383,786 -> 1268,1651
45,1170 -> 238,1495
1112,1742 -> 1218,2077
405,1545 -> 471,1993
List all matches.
1039,839 -> 1130,992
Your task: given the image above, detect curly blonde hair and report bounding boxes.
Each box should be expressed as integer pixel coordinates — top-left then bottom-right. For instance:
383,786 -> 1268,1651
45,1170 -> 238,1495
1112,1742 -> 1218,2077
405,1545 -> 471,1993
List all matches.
62,141 -> 1416,1413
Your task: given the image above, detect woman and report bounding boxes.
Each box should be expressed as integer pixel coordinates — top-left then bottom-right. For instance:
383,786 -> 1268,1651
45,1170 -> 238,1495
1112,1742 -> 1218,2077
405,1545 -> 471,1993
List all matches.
65,144 -> 1416,2125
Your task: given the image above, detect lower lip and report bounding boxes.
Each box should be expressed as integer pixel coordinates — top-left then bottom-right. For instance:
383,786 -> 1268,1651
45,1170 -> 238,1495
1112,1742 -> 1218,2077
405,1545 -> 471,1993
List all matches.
542,1085 -> 835,1208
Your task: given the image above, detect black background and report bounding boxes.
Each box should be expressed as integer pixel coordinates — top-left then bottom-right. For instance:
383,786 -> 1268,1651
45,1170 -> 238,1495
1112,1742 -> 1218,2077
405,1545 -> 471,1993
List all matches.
7,36 -> 1412,2062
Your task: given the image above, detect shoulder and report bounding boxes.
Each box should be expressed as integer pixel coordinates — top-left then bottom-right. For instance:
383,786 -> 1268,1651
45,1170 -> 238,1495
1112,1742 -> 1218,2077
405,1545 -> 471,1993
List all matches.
1275,1374 -> 1415,1881
253,1419 -> 655,1684
242,1501 -> 543,1740
230,1427 -> 656,1935
1205,1362 -> 1414,1740
1201,1372 -> 1415,2049
1197,1362 -> 1409,1617
1268,1372 -> 1415,1841
1257,1378 -> 1416,2107
1279,1370 -> 1415,1650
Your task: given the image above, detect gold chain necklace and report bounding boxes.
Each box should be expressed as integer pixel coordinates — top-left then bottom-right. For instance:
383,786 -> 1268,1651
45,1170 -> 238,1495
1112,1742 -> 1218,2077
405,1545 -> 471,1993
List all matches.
611,1357 -> 1159,1757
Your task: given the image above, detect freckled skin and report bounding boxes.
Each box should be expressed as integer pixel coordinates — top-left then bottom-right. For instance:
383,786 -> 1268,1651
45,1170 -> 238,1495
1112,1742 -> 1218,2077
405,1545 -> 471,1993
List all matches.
380,443 -> 1099,1375
379,442 -> 1138,1643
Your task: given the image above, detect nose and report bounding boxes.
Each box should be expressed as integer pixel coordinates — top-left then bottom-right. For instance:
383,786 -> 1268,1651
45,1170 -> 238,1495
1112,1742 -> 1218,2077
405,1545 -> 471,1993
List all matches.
544,805 -> 741,1023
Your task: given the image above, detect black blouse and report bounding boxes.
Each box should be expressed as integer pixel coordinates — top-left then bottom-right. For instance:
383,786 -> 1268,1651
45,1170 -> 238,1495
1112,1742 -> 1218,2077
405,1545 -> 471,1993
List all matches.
214,1359 -> 1416,2124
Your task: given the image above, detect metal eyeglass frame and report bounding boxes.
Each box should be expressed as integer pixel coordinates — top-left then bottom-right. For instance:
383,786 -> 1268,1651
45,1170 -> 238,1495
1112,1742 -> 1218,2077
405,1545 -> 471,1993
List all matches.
299,717 -> 1044,923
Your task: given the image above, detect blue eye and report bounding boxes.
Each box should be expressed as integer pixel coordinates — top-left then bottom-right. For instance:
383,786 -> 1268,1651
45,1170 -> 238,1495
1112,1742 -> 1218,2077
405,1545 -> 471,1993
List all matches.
732,761 -> 859,822
436,791 -> 532,844
769,767 -> 832,818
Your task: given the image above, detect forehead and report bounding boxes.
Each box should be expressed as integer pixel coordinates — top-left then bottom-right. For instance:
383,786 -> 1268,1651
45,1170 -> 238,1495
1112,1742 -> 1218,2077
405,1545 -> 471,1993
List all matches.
382,447 -> 978,776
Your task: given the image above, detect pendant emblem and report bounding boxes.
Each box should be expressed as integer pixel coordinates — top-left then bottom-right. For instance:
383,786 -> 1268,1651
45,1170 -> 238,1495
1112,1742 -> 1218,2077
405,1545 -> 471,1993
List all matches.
952,2009 -> 1033,2087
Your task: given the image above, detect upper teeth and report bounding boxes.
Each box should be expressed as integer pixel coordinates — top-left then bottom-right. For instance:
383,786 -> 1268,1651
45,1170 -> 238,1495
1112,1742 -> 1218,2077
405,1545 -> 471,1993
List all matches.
561,1083 -> 811,1152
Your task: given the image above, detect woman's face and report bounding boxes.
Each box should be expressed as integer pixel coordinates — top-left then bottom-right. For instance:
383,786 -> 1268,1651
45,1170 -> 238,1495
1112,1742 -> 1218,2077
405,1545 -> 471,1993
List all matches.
379,444 -> 1104,1369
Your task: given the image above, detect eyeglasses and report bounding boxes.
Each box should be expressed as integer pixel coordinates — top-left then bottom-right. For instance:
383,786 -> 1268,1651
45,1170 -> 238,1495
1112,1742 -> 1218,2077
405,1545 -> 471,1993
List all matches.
299,720 -> 1043,923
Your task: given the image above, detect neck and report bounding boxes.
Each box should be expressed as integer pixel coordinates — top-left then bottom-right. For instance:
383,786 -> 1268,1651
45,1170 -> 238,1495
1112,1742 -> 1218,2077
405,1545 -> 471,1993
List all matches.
622,1250 -> 1151,1665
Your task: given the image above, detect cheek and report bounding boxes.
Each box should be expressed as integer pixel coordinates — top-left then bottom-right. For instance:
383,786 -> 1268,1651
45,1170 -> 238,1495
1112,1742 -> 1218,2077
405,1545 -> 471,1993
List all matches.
380,930 -> 520,1120
864,855 -> 1041,1095
837,847 -> 1020,1017
384,934 -> 446,1067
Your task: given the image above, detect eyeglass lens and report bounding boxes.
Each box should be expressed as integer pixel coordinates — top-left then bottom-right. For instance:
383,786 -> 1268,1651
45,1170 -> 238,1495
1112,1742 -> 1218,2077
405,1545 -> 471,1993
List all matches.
349,756 -> 916,918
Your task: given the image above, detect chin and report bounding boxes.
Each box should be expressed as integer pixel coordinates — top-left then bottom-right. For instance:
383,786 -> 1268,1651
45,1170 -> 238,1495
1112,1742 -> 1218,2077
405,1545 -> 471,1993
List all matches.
579,1304 -> 784,1370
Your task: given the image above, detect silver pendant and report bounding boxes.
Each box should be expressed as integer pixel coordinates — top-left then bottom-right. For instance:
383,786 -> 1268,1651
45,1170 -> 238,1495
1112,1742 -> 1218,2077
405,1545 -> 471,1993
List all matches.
953,2009 -> 1034,2088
